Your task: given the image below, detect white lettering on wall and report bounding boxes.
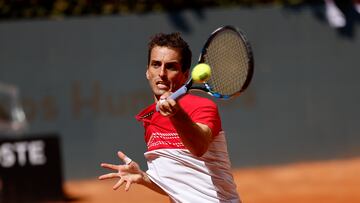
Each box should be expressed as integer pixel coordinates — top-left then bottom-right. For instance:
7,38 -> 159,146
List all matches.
0,140 -> 46,168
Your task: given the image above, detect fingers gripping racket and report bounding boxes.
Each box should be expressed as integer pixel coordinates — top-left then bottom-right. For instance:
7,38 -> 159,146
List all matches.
156,25 -> 254,111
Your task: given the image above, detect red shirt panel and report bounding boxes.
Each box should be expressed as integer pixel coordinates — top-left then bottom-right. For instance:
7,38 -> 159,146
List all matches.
136,94 -> 222,151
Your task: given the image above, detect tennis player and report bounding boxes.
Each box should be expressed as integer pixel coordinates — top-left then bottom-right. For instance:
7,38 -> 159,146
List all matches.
99,32 -> 241,203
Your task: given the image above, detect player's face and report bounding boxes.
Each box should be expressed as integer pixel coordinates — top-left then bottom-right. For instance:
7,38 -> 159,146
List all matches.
146,46 -> 189,101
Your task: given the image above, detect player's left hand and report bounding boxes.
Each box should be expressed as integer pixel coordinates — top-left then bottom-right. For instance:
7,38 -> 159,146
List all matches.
98,151 -> 144,191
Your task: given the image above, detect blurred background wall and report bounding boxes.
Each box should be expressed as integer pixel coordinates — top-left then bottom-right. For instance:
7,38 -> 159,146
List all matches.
0,1 -> 359,180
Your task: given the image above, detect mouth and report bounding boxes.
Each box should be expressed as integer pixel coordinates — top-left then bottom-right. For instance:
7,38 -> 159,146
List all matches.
156,81 -> 170,90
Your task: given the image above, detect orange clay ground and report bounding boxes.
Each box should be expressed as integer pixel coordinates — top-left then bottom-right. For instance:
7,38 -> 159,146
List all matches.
63,157 -> 360,203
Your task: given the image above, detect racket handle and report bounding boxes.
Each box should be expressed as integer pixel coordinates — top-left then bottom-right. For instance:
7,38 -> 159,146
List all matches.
169,85 -> 188,100
155,85 -> 188,112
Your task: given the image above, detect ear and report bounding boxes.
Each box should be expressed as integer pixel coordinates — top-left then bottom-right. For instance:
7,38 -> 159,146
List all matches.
146,68 -> 150,80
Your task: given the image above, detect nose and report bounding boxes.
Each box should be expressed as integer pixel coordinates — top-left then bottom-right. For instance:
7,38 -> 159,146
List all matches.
159,66 -> 167,77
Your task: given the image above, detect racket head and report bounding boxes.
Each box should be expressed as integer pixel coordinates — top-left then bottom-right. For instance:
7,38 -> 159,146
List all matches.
199,25 -> 254,99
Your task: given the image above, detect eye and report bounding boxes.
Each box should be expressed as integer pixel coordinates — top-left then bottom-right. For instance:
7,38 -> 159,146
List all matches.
165,62 -> 181,71
151,61 -> 161,68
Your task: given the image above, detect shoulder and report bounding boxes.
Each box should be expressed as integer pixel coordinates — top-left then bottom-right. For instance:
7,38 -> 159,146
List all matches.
179,94 -> 222,135
179,94 -> 217,107
178,94 -> 218,114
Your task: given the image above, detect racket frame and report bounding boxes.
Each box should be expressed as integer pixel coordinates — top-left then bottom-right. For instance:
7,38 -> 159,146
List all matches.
194,25 -> 254,99
156,25 -> 254,111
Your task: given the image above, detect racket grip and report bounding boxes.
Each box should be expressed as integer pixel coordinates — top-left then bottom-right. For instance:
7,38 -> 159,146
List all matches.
155,85 -> 188,112
169,85 -> 188,100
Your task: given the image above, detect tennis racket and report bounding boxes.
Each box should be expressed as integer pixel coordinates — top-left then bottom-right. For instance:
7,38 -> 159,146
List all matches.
156,25 -> 254,111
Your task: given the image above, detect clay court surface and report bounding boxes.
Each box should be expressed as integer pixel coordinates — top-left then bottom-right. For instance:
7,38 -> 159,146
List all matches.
64,157 -> 360,203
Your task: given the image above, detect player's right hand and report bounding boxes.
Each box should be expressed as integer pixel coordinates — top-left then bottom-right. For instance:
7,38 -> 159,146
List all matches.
157,92 -> 181,117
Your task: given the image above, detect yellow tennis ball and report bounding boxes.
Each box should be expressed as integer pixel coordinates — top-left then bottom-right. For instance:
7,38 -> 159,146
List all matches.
191,63 -> 211,83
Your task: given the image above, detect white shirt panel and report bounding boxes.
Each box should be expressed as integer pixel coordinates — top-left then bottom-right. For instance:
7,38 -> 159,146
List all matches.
144,131 -> 241,203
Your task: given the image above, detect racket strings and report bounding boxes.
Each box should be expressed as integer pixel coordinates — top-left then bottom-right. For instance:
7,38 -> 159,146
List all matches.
204,30 -> 250,96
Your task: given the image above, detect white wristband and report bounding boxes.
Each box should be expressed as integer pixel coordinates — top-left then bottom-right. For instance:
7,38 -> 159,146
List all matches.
124,156 -> 132,165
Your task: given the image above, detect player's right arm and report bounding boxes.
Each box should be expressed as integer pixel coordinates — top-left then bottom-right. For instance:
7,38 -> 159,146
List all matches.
99,151 -> 167,195
158,93 -> 213,157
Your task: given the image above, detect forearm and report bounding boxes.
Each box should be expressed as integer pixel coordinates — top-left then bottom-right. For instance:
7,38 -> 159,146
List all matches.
169,108 -> 212,157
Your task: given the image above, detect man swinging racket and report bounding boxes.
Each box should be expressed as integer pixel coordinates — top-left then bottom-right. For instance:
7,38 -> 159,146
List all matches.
99,27 -> 254,202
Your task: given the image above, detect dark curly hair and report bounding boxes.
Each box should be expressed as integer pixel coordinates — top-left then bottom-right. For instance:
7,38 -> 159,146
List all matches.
147,32 -> 192,72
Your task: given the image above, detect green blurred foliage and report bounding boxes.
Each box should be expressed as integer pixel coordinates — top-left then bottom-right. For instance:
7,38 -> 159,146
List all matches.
0,0 -> 323,20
